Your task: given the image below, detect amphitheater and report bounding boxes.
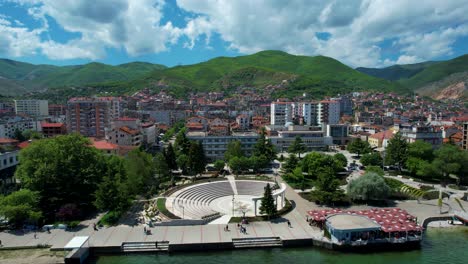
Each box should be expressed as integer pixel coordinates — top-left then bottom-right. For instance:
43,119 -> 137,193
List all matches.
165,178 -> 287,221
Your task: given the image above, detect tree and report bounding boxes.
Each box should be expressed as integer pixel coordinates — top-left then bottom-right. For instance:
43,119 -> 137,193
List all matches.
347,138 -> 372,158
301,152 -> 342,179
188,141 -> 206,176
365,166 -> 385,176
385,132 -> 408,171
154,153 -> 171,183
213,160 -> 225,172
253,128 -> 276,162
360,152 -> 383,166
174,128 -> 190,154
176,154 -> 189,174
250,155 -> 269,173
347,172 -> 390,201
224,140 -> 244,161
124,149 -> 155,195
259,183 -> 277,219
13,129 -> 26,141
15,134 -> 107,219
281,154 -> 299,174
333,153 -> 348,168
408,140 -> 433,161
229,156 -> 251,175
310,168 -> 344,205
288,136 -> 306,158
164,143 -> 178,170
94,155 -> 130,213
22,129 -> 42,140
0,189 -> 42,227
432,144 -> 467,185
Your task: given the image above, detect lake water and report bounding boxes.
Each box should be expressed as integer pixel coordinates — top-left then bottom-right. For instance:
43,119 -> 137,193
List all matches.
92,227 -> 468,264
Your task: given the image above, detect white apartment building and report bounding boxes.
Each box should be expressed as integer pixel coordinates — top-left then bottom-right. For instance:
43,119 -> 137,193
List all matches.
0,118 -> 42,138
270,102 -> 293,126
317,100 -> 340,125
298,102 -> 319,126
187,131 -> 259,160
14,100 -> 48,116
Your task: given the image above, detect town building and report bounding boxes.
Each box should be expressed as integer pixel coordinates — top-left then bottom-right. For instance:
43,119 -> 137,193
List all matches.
66,97 -> 125,138
298,102 -> 319,126
318,100 -> 340,125
41,122 -> 67,137
326,124 -> 350,145
0,117 -> 42,138
270,102 -> 293,126
368,130 -> 394,149
266,125 -> 331,152
14,99 -> 48,116
395,123 -> 443,146
187,131 -> 259,160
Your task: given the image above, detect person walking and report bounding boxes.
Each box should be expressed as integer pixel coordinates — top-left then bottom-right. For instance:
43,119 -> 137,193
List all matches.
34,233 -> 37,239
0,239 -> 3,247
225,225 -> 229,232
287,220 -> 292,228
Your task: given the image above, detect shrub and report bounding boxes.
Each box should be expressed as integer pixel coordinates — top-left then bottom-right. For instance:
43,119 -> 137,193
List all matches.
99,211 -> 122,226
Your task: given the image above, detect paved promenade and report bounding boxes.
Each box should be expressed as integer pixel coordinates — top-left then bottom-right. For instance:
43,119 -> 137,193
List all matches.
1,175 -> 466,250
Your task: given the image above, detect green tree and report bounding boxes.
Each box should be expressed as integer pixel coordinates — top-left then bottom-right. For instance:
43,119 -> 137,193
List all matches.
281,154 -> 299,174
177,154 -> 189,174
333,153 -> 348,168
301,152 -> 343,179
0,189 -> 42,227
432,144 -> 468,185
228,156 -> 251,175
385,132 -> 408,171
213,160 -> 225,172
174,128 -> 191,154
124,149 -> 155,195
310,168 -> 344,205
259,183 -> 277,219
224,140 -> 244,161
250,155 -> 269,173
22,129 -> 42,140
188,141 -> 206,176
408,140 -> 433,161
13,129 -> 26,141
288,136 -> 306,158
347,138 -> 372,158
94,157 -> 130,213
347,172 -> 390,201
15,134 -> 107,218
361,152 -> 383,166
164,143 -> 178,170
154,153 -> 172,183
365,165 -> 385,176
253,128 -> 276,162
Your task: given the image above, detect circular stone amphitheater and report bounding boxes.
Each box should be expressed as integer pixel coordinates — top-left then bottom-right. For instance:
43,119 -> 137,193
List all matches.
165,180 -> 287,220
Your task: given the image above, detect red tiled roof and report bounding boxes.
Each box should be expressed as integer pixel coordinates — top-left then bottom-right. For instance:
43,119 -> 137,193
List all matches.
0,138 -> 19,144
18,141 -> 31,149
41,122 -> 64,128
119,126 -> 140,135
115,117 -> 138,121
92,140 -> 119,150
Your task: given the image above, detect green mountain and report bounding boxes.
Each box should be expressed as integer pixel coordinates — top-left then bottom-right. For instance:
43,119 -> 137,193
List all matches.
101,50 -> 403,99
356,61 -> 437,81
0,59 -> 166,96
356,55 -> 468,99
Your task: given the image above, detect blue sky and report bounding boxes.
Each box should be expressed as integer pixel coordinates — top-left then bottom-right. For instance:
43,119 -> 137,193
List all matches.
0,0 -> 467,68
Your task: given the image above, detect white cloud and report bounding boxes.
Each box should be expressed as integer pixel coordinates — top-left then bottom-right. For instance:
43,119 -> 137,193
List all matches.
0,0 -> 467,66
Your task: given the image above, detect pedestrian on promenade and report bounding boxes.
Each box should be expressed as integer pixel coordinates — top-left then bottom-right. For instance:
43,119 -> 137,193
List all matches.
225,225 -> 229,232
306,215 -> 309,221
155,241 -> 158,249
34,233 -> 37,239
287,220 -> 292,228
47,227 -> 51,233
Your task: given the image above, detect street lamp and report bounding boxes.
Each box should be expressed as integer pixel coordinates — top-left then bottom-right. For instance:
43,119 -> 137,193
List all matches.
232,195 -> 235,216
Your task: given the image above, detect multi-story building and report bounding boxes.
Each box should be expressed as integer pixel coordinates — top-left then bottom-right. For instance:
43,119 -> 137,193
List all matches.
66,97 -> 125,138
14,100 -> 48,116
187,131 -> 259,160
298,102 -> 319,126
395,124 -> 443,147
317,100 -> 340,125
236,114 -> 250,130
270,102 -> 293,126
48,104 -> 66,116
267,125 -> 331,152
0,117 -> 42,138
463,122 -> 468,150
41,122 -> 67,137
326,124 -> 350,145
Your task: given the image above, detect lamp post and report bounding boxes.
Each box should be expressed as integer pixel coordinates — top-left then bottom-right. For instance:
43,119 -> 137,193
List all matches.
232,195 -> 235,216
